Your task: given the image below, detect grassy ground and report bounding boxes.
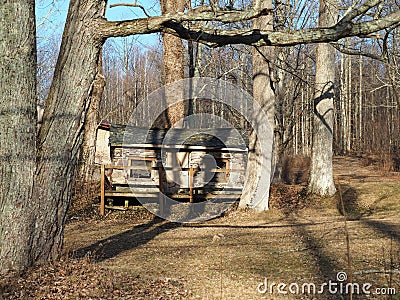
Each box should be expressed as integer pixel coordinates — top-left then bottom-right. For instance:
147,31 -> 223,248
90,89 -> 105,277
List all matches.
1,156 -> 400,299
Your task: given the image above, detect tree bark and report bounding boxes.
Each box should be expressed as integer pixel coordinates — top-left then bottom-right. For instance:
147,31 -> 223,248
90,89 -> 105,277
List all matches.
31,0 -> 106,262
239,0 -> 275,211
75,51 -> 105,190
97,5 -> 400,48
358,55 -> 363,152
161,0 -> 186,127
308,0 -> 337,196
0,0 -> 37,274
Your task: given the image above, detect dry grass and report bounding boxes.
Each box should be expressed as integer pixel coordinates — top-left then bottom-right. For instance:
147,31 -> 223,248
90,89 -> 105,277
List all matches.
1,156 -> 400,299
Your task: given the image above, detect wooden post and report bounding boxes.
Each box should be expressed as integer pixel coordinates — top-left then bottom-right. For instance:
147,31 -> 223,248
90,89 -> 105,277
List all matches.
158,166 -> 164,215
225,159 -> 230,180
100,164 -> 105,216
189,167 -> 194,203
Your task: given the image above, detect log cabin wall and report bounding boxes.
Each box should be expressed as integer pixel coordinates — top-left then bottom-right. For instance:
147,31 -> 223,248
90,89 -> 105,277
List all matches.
107,126 -> 249,194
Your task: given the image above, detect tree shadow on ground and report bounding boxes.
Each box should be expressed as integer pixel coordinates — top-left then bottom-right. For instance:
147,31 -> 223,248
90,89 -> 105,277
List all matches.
287,215 -> 369,300
188,220 -> 336,229
74,217 -> 180,262
291,221 -> 338,278
362,219 -> 400,243
337,184 -> 400,243
337,185 -> 374,220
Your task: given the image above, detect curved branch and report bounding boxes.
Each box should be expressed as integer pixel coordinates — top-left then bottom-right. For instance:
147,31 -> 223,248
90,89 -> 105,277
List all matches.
338,0 -> 381,24
94,6 -> 270,39
95,7 -> 400,47
110,2 -> 151,18
330,43 -> 387,61
163,10 -> 400,47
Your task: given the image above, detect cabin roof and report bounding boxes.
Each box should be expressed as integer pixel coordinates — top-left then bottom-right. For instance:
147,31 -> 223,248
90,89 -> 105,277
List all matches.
109,125 -> 249,149
98,120 -> 112,130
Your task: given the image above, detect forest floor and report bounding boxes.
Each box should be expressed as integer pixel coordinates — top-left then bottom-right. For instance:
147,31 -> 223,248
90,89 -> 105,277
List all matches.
1,156 -> 400,299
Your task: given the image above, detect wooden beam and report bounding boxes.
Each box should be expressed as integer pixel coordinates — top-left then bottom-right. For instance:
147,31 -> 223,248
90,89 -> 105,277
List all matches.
109,143 -> 247,152
158,166 -> 164,215
102,192 -> 242,198
104,192 -> 159,197
224,158 -> 230,180
104,164 -> 244,172
189,167 -> 194,203
127,156 -> 157,161
105,205 -> 128,211
100,164 -> 105,216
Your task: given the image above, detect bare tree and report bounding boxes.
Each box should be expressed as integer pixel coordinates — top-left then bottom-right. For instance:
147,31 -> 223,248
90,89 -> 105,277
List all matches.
308,0 -> 338,196
161,0 -> 186,127
0,0 -> 37,273
75,51 -> 105,190
30,0 -> 109,263
239,0 -> 275,210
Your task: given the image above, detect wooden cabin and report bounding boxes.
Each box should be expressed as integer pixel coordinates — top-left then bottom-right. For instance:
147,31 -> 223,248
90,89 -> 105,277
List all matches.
96,124 -> 248,214
95,120 -> 112,165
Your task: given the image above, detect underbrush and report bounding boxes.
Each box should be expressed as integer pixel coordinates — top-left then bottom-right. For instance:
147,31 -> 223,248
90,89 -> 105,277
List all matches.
280,154 -> 310,185
361,150 -> 400,172
269,184 -> 308,212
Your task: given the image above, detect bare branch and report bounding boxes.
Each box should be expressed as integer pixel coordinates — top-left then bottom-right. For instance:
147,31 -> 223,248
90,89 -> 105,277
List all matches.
95,5 -> 400,48
369,84 -> 391,93
162,9 -> 400,47
95,6 -> 270,38
110,2 -> 151,18
338,0 -> 381,24
331,42 -> 387,61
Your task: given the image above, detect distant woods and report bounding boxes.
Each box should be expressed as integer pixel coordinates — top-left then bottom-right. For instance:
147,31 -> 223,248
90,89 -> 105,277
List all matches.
35,2 -> 400,169
42,36 -> 397,169
98,39 -> 253,128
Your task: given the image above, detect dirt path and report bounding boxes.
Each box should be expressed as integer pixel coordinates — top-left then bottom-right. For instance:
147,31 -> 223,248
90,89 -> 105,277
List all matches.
333,155 -> 400,183
58,157 -> 400,299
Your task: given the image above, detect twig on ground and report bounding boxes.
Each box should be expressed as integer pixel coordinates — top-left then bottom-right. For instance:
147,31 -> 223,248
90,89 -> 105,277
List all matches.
353,269 -> 400,275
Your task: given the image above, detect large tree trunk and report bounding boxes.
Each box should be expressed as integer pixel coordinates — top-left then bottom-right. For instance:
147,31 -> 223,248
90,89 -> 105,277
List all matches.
161,0 -> 186,127
74,51 -> 105,193
239,0 -> 275,211
31,0 -> 106,262
0,0 -> 37,274
308,0 -> 337,196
